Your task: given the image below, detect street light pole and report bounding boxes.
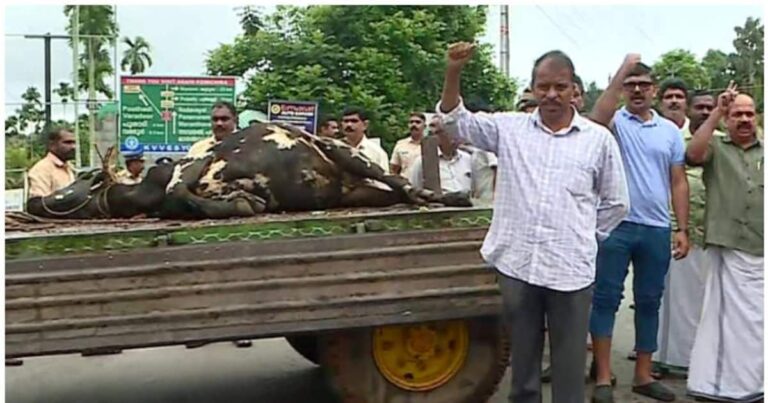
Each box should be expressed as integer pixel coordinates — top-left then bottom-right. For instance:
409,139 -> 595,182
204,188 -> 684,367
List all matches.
44,33 -> 51,130
73,5 -> 81,168
500,5 -> 510,77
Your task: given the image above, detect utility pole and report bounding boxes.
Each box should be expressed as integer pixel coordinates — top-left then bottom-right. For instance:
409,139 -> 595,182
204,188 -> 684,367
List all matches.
24,5 -> 116,169
73,5 -> 81,168
23,33 -> 70,132
88,36 -> 97,167
500,5 -> 510,77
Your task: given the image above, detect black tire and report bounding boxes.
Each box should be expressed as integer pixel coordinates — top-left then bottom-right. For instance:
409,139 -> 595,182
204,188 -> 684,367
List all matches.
318,317 -> 509,403
286,334 -> 320,365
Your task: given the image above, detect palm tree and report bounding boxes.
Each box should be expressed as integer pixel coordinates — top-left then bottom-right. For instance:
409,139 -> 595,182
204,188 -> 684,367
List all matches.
121,36 -> 153,75
64,5 -> 119,100
54,81 -> 75,116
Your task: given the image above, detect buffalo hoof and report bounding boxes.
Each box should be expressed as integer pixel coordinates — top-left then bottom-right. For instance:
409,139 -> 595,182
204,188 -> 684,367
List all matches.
226,191 -> 266,216
439,191 -> 473,207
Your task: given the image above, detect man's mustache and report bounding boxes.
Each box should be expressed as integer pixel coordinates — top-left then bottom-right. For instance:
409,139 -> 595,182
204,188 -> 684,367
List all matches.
541,99 -> 561,106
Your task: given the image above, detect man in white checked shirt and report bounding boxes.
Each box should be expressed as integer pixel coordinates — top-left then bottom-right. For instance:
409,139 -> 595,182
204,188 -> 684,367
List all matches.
437,43 -> 630,403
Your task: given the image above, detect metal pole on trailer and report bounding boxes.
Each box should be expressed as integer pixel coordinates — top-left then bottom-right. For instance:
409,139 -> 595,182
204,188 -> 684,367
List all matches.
73,5 -> 81,168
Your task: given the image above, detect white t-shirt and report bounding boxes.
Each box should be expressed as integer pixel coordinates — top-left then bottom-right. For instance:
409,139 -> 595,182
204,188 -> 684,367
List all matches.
408,148 -> 473,194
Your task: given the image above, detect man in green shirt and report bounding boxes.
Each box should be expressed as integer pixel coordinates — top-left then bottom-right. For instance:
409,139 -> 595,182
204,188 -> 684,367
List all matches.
654,88 -> 725,377
685,86 -> 763,402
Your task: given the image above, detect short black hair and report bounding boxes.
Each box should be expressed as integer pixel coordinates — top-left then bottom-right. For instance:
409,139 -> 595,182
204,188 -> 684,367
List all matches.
531,50 -> 576,85
659,78 -> 689,100
319,115 -> 337,128
690,89 -> 714,100
574,74 -> 585,94
626,62 -> 653,80
211,101 -> 237,117
46,127 -> 70,145
342,106 -> 369,121
409,112 -> 426,122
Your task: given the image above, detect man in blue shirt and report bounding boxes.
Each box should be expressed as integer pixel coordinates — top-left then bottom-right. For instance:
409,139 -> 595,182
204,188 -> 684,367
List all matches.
588,55 -> 690,403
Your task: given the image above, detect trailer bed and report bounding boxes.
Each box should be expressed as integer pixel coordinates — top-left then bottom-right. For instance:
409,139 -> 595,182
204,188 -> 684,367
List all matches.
5,207 -> 500,358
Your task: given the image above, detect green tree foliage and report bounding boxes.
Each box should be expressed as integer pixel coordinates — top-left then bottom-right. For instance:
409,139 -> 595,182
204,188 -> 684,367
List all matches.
5,140 -> 38,189
121,36 -> 153,75
643,17 -> 762,114
64,5 -> 119,99
5,87 -> 46,185
5,115 -> 22,138
5,86 -> 92,173
701,49 -> 734,92
17,87 -> 45,138
583,81 -> 604,113
206,5 -> 517,151
238,6 -> 265,36
54,81 -> 75,116
652,49 -> 711,90
730,17 -> 763,111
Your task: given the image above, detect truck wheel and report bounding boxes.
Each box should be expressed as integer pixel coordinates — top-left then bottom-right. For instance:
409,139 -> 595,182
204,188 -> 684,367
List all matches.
286,334 -> 320,365
319,317 -> 509,403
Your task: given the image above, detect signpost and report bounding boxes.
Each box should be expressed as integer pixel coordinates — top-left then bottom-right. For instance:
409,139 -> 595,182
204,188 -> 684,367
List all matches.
119,76 -> 236,154
267,100 -> 319,134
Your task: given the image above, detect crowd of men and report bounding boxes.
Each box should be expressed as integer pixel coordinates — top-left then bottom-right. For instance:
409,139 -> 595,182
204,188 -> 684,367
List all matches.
316,109 -> 500,204
439,42 -> 762,403
24,42 -> 762,403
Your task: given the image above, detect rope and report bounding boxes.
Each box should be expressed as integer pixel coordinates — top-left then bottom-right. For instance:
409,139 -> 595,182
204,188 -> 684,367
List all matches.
39,180 -> 114,218
95,184 -> 114,218
40,193 -> 93,217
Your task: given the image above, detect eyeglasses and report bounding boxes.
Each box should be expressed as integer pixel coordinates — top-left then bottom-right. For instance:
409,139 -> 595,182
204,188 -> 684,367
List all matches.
622,81 -> 654,92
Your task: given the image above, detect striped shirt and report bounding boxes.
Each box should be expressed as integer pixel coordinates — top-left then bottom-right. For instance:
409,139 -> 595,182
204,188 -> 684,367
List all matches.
437,99 -> 630,291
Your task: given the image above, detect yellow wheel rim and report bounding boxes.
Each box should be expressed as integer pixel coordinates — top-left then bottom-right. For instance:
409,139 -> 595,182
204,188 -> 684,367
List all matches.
372,320 -> 469,391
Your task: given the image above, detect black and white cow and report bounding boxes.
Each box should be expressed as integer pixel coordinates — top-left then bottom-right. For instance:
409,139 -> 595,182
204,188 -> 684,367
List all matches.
27,122 -> 470,219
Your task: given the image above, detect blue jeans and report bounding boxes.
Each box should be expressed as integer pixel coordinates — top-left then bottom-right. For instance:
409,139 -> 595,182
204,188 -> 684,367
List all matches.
589,221 -> 671,352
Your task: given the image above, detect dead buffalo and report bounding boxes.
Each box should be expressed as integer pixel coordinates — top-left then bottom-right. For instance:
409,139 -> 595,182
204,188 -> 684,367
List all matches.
27,123 -> 470,219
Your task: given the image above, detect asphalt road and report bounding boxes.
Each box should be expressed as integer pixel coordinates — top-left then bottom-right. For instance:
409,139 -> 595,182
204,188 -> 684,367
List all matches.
6,277 -> 696,403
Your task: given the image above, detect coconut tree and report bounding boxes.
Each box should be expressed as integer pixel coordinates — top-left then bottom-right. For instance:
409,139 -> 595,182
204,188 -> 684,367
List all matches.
121,36 -> 153,75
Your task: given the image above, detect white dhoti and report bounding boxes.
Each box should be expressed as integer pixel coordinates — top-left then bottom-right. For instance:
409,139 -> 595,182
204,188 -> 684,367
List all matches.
687,246 -> 764,402
654,246 -> 710,369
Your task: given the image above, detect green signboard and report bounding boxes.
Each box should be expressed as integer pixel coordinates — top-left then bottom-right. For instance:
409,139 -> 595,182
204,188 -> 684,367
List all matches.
119,76 -> 236,153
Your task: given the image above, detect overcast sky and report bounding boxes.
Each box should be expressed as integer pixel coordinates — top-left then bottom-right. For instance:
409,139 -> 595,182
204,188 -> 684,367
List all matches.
3,4 -> 764,120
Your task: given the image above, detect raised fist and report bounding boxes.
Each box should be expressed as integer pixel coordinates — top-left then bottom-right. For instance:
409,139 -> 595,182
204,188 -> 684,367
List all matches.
623,53 -> 642,68
447,42 -> 476,70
